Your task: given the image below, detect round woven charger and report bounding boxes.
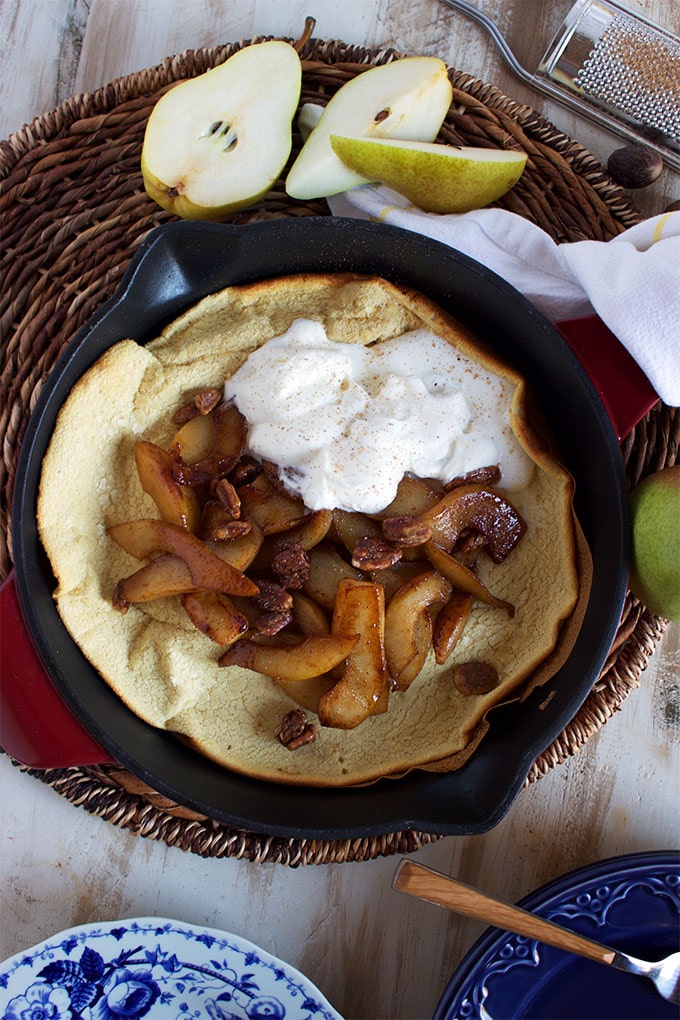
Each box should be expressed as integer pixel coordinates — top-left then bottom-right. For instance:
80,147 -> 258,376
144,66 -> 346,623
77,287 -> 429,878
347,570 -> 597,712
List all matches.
2,31 -> 677,866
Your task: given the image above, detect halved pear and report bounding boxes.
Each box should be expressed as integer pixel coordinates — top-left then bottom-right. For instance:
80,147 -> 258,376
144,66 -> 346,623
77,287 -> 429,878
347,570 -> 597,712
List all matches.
285,57 -> 453,200
141,41 -> 302,219
331,136 -> 527,212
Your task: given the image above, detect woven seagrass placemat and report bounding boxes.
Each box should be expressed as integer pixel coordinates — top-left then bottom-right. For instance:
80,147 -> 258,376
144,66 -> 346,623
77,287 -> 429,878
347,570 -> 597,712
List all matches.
1,30 -> 677,866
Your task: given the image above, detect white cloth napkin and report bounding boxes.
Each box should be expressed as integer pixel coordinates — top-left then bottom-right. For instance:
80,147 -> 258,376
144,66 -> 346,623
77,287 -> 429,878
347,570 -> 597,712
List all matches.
328,186 -> 680,407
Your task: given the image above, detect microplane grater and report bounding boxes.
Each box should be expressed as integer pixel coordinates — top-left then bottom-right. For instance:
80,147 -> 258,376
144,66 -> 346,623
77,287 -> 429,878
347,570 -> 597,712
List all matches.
439,0 -> 680,171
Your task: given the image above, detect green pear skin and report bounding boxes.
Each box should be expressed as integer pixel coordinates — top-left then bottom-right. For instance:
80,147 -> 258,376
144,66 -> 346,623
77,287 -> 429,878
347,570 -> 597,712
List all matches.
629,465 -> 680,622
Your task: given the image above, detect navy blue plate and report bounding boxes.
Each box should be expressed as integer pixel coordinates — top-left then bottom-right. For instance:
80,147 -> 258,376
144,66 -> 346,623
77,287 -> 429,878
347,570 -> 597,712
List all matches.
434,851 -> 680,1019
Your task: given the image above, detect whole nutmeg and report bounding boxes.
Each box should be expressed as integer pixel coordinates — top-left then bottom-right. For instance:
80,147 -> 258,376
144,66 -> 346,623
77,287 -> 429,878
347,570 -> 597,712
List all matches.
607,144 -> 663,189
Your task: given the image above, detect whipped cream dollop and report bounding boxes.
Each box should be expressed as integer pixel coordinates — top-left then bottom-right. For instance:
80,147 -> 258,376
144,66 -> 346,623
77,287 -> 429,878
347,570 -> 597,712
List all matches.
224,319 -> 533,513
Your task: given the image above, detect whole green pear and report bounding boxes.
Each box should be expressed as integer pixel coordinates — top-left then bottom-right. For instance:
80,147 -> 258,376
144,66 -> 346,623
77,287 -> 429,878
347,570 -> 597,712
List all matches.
629,465 -> 680,621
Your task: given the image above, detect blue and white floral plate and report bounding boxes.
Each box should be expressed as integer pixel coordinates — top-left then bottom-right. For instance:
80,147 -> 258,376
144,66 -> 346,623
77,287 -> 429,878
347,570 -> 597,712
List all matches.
0,917 -> 342,1020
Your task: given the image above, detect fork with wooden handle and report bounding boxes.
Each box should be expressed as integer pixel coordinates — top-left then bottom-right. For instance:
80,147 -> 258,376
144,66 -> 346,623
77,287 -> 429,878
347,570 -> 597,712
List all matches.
393,859 -> 680,1005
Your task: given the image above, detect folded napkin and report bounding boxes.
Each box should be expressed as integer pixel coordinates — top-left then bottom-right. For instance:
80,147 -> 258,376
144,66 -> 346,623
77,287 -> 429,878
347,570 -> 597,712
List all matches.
328,186 -> 680,407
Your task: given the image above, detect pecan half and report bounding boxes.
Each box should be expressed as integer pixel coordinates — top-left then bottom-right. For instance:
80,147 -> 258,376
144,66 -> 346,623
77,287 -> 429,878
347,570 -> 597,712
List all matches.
194,387 -> 222,415
272,541 -> 310,589
214,520 -> 252,541
256,609 -> 293,636
172,401 -> 200,425
352,536 -> 403,571
213,477 -> 241,518
254,580 -> 294,613
381,515 -> 432,546
453,661 -> 500,696
199,501 -> 251,542
278,709 -> 317,750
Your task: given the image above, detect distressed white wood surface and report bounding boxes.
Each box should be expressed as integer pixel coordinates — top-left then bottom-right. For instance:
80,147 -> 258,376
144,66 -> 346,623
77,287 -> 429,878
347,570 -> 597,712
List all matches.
1,3 -> 678,1018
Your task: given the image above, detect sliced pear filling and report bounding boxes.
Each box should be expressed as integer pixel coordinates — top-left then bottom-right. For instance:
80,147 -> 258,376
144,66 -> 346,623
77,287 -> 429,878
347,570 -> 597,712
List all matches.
38,274 -> 581,785
109,388 -> 527,728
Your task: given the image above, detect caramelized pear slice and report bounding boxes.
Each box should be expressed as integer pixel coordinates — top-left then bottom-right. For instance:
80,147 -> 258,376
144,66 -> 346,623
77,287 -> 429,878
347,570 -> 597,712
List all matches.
370,560 -> 430,602
238,472 -> 309,534
318,579 -> 389,729
283,508 -> 333,550
108,519 -> 259,596
372,473 -> 442,519
205,521 -> 264,571
388,611 -> 433,693
181,590 -> 249,646
218,632 -> 359,680
432,589 -> 473,664
292,591 -> 331,635
276,674 -> 337,714
173,402 -> 247,484
171,411 -> 217,464
113,554 -> 198,611
331,509 -> 382,554
303,542 -> 365,610
250,509 -> 333,570
424,540 -> 514,615
419,485 -> 526,560
385,569 -> 452,690
134,440 -> 200,531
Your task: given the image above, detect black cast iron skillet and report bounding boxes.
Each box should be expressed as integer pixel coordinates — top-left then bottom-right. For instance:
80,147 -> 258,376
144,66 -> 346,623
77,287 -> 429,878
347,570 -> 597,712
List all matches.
3,217 -> 629,838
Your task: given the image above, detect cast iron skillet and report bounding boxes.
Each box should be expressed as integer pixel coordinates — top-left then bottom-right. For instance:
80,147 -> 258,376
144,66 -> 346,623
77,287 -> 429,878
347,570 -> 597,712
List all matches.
6,217 -> 629,838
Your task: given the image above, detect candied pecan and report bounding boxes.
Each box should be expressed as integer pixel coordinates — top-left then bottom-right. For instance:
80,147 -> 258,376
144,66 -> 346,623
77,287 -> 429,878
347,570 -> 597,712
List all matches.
272,541 -> 310,589
199,501 -> 251,542
444,465 -> 501,490
230,456 -> 262,486
254,580 -> 294,613
278,709 -> 317,750
194,387 -> 222,415
213,477 -> 241,518
352,536 -> 402,571
172,401 -> 200,425
256,609 -> 293,636
213,520 -> 252,541
381,515 -> 432,546
453,661 -> 500,696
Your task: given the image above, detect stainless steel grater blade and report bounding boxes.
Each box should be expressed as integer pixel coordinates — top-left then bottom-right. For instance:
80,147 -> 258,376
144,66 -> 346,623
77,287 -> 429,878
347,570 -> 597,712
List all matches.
438,0 -> 680,172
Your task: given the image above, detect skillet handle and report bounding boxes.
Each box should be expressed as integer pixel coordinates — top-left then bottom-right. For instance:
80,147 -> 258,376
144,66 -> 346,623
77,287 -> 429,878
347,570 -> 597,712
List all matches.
0,570 -> 116,768
554,315 -> 658,442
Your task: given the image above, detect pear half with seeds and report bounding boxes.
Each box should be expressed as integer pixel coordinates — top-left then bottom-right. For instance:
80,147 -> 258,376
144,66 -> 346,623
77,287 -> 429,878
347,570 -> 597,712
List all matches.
141,41 -> 302,220
285,57 -> 453,200
330,136 -> 527,213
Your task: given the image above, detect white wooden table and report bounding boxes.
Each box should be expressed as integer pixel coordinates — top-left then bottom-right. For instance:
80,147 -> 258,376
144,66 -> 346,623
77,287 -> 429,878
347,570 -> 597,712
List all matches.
1,3 -> 678,1018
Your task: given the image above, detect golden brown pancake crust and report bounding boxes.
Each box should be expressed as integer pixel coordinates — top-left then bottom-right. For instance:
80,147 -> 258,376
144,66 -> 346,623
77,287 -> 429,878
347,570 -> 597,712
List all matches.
38,274 -> 582,786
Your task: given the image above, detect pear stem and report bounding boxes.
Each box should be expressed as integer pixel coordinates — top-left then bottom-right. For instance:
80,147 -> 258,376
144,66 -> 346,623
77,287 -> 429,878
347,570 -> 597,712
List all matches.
295,16 -> 316,52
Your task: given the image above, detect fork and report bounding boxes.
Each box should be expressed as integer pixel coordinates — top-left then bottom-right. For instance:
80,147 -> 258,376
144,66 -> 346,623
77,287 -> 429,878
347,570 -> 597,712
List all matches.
393,859 -> 680,1005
